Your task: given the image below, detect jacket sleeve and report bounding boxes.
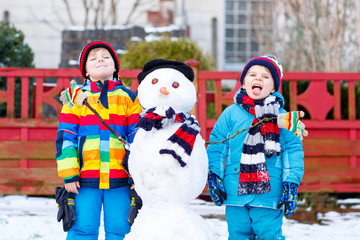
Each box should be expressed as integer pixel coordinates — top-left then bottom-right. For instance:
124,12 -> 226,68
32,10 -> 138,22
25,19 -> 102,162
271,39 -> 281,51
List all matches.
279,127 -> 305,185
55,104 -> 81,184
126,95 -> 142,144
206,109 -> 231,179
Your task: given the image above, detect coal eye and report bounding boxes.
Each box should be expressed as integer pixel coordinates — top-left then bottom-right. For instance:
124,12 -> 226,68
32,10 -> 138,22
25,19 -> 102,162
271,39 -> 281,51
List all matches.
172,82 -> 179,88
152,78 -> 158,84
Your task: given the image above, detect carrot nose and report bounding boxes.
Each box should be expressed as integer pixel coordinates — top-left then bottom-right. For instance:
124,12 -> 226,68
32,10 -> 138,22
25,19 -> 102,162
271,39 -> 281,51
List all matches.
160,87 -> 169,95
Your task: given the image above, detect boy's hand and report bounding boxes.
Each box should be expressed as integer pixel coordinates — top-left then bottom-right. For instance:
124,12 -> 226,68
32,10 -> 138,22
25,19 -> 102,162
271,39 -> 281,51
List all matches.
65,181 -> 80,194
55,186 -> 76,232
207,171 -> 227,206
277,182 -> 299,216
277,111 -> 308,140
60,80 -> 88,108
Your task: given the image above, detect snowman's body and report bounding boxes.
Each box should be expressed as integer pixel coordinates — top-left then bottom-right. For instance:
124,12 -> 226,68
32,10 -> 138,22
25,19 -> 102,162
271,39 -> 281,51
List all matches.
129,124 -> 207,204
125,201 -> 213,240
125,63 -> 216,240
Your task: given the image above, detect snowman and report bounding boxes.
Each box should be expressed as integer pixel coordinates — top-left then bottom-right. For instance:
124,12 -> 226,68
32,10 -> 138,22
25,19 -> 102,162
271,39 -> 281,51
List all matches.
125,59 -> 216,240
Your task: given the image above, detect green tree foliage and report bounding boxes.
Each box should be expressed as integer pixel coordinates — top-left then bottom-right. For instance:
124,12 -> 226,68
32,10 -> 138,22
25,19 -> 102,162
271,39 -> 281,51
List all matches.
0,21 -> 34,118
0,21 -> 34,68
119,36 -> 217,118
119,37 -> 215,71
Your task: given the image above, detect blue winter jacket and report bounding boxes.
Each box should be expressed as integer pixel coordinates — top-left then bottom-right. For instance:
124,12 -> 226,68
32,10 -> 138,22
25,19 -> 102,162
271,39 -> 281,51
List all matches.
207,92 -> 304,209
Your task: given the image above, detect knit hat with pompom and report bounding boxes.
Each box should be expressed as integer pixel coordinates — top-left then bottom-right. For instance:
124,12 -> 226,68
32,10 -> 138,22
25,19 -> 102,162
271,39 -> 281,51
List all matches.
239,54 -> 283,91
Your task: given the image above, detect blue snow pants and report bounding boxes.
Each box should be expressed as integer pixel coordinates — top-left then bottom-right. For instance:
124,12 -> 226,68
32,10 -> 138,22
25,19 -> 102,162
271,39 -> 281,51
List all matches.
66,187 -> 130,240
226,205 -> 285,240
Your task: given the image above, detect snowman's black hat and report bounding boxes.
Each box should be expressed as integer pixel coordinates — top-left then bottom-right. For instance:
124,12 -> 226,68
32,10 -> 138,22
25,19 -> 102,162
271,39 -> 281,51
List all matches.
137,59 -> 194,84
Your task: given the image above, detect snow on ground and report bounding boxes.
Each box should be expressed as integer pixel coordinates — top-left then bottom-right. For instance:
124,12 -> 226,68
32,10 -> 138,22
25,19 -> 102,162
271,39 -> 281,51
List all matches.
1,195 -> 360,240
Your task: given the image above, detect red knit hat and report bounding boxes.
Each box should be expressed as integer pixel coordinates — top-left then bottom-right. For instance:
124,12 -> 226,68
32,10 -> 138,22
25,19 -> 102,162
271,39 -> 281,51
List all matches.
78,41 -> 120,79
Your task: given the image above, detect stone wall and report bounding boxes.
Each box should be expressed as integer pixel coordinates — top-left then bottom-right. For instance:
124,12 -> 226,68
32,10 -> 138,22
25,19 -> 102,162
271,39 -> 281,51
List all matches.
59,26 -> 185,68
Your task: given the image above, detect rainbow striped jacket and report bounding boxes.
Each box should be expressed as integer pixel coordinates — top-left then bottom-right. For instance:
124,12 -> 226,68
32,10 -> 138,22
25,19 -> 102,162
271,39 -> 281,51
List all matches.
55,79 -> 141,189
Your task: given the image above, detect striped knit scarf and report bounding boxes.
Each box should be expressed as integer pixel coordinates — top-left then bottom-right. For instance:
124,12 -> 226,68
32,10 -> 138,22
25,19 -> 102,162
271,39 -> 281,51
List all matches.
234,88 -> 284,195
136,107 -> 200,167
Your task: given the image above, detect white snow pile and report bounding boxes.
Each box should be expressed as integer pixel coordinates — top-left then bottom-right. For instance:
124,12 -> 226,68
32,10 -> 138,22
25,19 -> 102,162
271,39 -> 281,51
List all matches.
1,195 -> 360,240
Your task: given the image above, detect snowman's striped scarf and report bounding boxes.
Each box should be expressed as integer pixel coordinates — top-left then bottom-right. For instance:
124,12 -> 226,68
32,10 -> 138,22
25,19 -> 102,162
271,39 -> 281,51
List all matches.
136,107 -> 200,167
234,89 -> 283,195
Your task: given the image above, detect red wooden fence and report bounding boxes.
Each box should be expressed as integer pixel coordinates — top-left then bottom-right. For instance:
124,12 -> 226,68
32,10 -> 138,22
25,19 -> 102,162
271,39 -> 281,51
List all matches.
197,70 -> 360,193
0,66 -> 360,195
0,68 -> 140,195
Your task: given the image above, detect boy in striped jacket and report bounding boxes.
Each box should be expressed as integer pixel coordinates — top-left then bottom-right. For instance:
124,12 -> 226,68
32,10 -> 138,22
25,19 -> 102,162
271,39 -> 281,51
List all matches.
56,41 -> 141,239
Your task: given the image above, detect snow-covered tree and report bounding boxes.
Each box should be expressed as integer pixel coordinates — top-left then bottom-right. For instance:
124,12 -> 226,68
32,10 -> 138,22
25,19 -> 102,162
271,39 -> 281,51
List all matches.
0,21 -> 34,68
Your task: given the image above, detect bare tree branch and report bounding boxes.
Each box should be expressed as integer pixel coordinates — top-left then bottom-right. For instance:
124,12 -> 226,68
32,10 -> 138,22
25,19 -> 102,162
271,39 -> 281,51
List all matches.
63,0 -> 76,26
110,0 -> 119,25
99,0 -> 105,27
267,0 -> 357,72
60,0 -> 154,28
355,0 -> 360,58
83,0 -> 90,28
336,0 -> 348,71
124,0 -> 141,26
50,0 -> 68,28
93,0 -> 101,28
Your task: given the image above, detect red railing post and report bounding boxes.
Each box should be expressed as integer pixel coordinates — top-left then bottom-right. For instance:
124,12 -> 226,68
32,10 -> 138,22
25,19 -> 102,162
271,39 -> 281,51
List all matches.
196,73 -> 208,139
21,77 -> 29,119
35,77 -> 44,119
334,81 -> 341,120
185,59 -> 200,117
6,77 -> 15,118
348,81 -> 356,120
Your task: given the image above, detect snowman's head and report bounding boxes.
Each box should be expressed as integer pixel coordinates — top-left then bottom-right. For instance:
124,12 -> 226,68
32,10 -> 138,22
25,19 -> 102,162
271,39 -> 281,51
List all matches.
137,59 -> 196,113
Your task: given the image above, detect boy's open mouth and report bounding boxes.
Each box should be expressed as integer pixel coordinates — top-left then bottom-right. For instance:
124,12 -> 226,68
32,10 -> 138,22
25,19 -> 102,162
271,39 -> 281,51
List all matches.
252,83 -> 262,95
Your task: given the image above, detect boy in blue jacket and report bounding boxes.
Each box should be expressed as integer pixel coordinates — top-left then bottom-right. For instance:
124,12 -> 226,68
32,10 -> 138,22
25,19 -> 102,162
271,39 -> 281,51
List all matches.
207,54 -> 305,240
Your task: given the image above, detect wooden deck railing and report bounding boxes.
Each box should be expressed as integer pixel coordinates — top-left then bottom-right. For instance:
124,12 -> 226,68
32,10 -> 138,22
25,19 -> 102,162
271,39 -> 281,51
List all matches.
0,68 -> 140,195
197,70 -> 360,193
0,66 -> 360,195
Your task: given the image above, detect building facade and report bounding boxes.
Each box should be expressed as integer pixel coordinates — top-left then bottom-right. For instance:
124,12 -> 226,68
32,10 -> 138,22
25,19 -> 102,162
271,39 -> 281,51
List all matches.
0,0 -> 273,71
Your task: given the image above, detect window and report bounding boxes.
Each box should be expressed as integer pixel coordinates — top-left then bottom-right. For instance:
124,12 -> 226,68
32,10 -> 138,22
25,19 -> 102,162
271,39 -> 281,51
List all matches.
226,29 -> 234,38
238,29 -> 247,39
224,0 -> 274,69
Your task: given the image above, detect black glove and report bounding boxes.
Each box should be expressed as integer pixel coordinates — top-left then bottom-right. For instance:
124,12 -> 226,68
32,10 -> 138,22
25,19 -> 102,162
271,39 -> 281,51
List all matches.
55,186 -> 76,232
128,189 -> 143,226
